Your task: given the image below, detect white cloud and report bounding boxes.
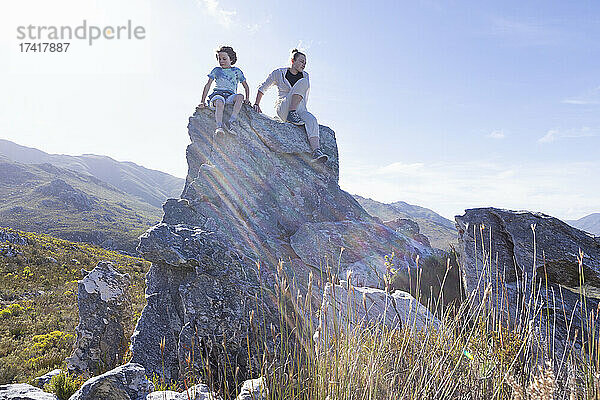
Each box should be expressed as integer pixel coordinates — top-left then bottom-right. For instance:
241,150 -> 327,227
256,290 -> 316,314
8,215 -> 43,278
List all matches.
489,17 -> 563,46
538,127 -> 597,143
561,86 -> 600,106
197,0 -> 236,28
340,160 -> 600,221
562,99 -> 600,105
487,130 -> 505,139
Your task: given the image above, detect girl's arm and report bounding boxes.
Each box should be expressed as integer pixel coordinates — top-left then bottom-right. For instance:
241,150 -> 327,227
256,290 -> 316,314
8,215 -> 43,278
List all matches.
253,91 -> 264,113
242,81 -> 250,104
198,78 -> 214,108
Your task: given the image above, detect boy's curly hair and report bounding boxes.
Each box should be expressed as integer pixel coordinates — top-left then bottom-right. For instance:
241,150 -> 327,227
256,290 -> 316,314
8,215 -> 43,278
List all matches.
216,46 -> 237,65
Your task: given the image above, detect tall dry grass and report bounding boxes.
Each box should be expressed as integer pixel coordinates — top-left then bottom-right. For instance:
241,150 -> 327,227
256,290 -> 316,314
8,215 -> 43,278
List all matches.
163,225 -> 600,400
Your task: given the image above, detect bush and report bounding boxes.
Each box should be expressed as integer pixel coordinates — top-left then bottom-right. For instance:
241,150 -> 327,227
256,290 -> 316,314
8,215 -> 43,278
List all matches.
44,371 -> 83,400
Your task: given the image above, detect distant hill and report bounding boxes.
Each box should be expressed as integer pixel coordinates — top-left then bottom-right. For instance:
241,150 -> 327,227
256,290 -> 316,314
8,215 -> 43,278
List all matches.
0,139 -> 184,208
0,156 -> 162,253
567,213 -> 600,236
353,195 -> 457,250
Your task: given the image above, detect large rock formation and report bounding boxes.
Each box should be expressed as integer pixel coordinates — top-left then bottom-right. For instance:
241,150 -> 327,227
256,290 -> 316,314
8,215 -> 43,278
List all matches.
456,208 -> 600,359
131,106 -> 434,382
67,262 -> 131,373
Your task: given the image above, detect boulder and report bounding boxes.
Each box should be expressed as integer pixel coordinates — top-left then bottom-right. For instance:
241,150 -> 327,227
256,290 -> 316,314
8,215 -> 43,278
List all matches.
66,262 -> 131,373
146,384 -> 219,400
0,383 -> 58,399
317,281 -> 440,342
132,106 -> 434,382
235,377 -> 266,400
68,363 -> 152,400
456,208 -> 600,359
33,369 -> 62,388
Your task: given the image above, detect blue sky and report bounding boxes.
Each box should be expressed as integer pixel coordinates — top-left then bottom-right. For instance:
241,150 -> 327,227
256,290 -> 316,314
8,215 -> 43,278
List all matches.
1,0 -> 599,220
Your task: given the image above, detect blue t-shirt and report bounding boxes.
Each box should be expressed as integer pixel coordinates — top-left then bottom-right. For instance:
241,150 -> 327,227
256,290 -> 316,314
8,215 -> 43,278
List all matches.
208,67 -> 246,93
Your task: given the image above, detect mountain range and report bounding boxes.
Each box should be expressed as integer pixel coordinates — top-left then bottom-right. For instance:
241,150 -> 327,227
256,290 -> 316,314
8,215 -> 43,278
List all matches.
353,194 -> 457,249
568,213 -> 600,236
0,140 -> 185,253
1,139 -> 596,253
0,139 -> 183,207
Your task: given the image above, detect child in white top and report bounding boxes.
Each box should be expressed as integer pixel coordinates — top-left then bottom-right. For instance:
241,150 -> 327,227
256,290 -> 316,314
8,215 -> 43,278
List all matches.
198,46 -> 250,135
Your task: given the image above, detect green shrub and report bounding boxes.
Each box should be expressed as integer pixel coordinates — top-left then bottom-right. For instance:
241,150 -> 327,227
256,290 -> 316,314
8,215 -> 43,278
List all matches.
44,371 -> 83,400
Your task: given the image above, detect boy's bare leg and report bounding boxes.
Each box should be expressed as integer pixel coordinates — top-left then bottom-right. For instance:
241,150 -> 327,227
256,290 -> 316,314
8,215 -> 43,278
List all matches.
289,94 -> 303,111
215,99 -> 224,124
231,94 -> 243,119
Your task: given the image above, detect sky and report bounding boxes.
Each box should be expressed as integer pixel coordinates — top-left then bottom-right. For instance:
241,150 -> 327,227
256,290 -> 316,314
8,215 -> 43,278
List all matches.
1,0 -> 599,221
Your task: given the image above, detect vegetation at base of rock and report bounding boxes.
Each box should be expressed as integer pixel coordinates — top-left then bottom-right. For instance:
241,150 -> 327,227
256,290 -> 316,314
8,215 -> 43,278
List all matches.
44,371 -> 84,400
0,227 -> 149,384
149,251 -> 598,399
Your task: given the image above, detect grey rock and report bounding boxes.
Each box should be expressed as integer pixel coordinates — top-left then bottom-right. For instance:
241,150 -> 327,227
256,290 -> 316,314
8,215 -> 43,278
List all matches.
0,230 -> 28,246
384,218 -> 431,247
33,369 -> 62,388
35,179 -> 96,211
69,363 -> 152,400
456,207 -> 600,359
146,384 -> 219,400
0,246 -> 21,258
132,106 -> 434,382
317,281 -> 440,343
0,383 -> 58,399
290,220 -> 428,287
66,261 -> 131,373
235,377 -> 267,400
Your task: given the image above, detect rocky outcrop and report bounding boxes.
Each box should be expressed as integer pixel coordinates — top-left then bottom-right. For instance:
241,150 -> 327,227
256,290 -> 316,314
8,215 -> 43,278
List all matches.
0,383 -> 58,399
131,106 -> 434,383
0,230 -> 28,246
68,363 -> 152,400
35,179 -> 96,211
66,262 -> 131,373
456,208 -> 600,359
384,217 -> 431,247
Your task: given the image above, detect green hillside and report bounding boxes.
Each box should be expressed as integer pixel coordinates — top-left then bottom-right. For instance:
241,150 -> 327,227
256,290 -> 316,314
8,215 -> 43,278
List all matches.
0,227 -> 149,384
0,157 -> 162,254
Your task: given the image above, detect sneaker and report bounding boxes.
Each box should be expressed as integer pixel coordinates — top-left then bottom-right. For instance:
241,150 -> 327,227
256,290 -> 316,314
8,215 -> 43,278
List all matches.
214,124 -> 225,136
224,119 -> 239,135
286,110 -> 305,126
311,148 -> 329,163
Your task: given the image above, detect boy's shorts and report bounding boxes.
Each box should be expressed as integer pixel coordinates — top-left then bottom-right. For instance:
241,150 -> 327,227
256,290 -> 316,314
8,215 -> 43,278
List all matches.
208,90 -> 238,108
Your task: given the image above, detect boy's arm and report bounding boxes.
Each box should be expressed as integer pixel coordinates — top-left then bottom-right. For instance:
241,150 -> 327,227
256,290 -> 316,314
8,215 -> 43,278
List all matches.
198,78 -> 213,108
242,81 -> 250,104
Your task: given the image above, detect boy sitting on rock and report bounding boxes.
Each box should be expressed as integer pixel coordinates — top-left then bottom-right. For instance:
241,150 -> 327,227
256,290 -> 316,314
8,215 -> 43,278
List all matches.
197,46 -> 250,135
